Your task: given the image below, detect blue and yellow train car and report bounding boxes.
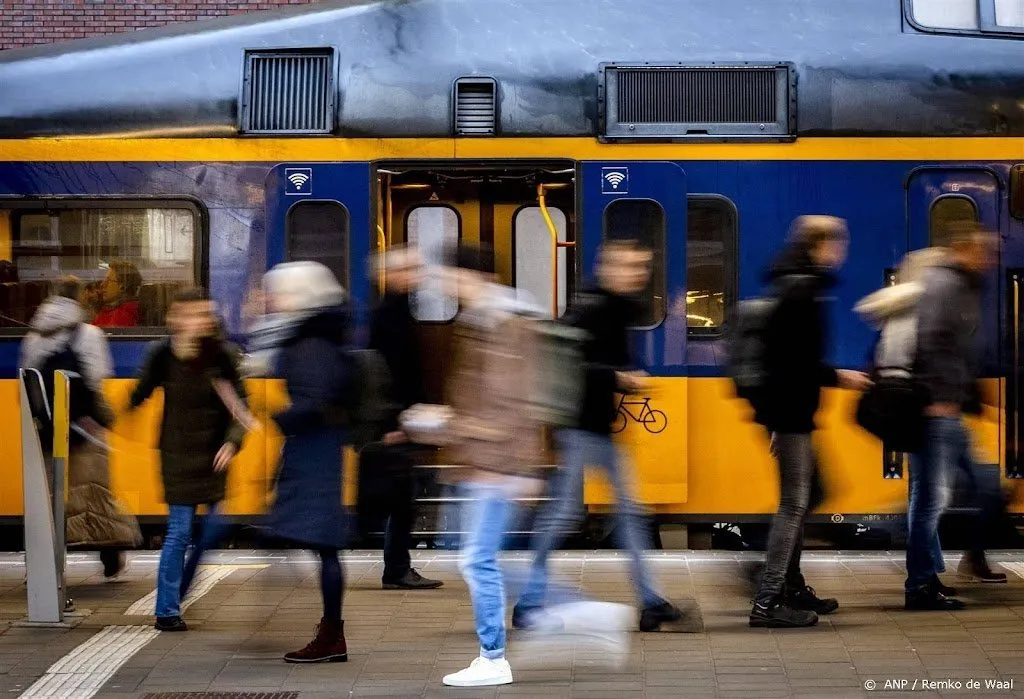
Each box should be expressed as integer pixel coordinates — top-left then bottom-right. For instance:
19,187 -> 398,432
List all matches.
1,0 -> 1023,536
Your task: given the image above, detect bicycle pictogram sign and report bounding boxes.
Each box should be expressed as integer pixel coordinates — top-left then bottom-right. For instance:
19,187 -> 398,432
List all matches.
611,395 -> 667,434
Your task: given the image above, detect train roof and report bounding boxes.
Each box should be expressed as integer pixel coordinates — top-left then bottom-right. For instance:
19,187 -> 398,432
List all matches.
1,0 -> 1023,140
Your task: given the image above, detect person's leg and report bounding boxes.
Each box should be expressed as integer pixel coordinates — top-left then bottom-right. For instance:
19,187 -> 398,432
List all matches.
781,448 -> 839,614
957,421 -> 1008,582
443,482 -> 515,687
516,430 -> 587,615
99,548 -> 125,578
181,502 -> 230,599
751,434 -> 817,627
905,418 -> 962,609
154,505 -> 196,629
284,548 -> 348,663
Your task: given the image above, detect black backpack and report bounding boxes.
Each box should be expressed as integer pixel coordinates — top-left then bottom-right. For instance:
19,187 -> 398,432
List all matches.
34,325 -> 98,449
345,349 -> 399,451
725,275 -> 811,404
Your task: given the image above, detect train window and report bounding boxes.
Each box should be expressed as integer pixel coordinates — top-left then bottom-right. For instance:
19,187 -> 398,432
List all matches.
929,195 -> 979,245
512,206 -> 567,318
407,205 -> 460,322
909,0 -> 1024,30
4,204 -> 199,331
286,201 -> 350,291
686,196 -> 737,335
603,199 -> 666,328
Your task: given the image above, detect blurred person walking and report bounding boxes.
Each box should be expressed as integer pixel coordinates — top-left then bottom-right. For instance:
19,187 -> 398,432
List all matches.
512,238 -> 685,634
126,288 -> 248,632
20,276 -> 141,579
259,261 -> 352,663
746,216 -> 870,628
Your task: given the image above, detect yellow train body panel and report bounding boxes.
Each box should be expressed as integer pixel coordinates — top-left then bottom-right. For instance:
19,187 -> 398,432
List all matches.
1,376 -> 1018,520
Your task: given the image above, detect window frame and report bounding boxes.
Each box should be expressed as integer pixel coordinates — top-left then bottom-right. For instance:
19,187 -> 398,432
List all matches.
0,197 -> 208,339
928,193 -> 980,245
905,0 -> 1024,36
510,203 -> 571,318
402,202 -> 463,325
685,194 -> 739,339
601,197 -> 668,330
285,198 -> 352,292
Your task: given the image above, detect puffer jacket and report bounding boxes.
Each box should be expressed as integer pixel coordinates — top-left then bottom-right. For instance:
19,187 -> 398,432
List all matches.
854,248 -> 948,374
443,285 -> 546,482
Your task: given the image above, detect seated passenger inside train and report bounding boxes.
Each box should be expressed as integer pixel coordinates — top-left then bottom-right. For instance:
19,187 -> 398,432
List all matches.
90,260 -> 142,328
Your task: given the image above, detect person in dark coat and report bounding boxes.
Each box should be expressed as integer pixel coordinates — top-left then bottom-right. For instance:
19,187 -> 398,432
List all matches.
749,216 -> 870,629
127,288 -> 248,632
367,247 -> 442,590
262,261 -> 351,664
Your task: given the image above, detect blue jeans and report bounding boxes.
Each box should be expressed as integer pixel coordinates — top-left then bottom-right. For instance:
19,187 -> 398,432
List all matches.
519,429 -> 663,611
906,417 -> 961,591
457,481 -> 517,660
155,504 -> 229,618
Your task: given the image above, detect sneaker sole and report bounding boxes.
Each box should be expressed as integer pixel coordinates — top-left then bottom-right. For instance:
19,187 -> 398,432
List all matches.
748,616 -> 818,628
442,676 -> 513,687
283,653 -> 348,663
382,582 -> 444,590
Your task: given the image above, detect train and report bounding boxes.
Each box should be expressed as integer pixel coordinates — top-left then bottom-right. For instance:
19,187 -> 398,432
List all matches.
1,0 -> 1023,545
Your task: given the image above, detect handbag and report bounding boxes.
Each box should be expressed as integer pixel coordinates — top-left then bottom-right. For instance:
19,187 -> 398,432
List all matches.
855,371 -> 927,453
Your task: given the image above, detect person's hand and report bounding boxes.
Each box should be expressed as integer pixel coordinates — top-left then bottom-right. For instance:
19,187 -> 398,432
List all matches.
617,370 -> 650,393
926,402 -> 959,418
383,431 -> 407,446
837,370 -> 872,391
214,443 -> 237,472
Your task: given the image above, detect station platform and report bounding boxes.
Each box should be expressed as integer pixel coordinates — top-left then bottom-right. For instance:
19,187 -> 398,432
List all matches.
0,550 -> 1022,698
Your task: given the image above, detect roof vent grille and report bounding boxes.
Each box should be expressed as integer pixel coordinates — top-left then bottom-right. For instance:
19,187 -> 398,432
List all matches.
454,77 -> 498,136
241,49 -> 335,135
600,63 -> 795,141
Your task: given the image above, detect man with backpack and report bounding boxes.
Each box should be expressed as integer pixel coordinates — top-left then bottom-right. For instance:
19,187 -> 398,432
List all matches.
905,221 -> 1004,610
125,288 -> 249,632
513,239 -> 685,634
734,216 -> 870,628
20,276 -> 141,579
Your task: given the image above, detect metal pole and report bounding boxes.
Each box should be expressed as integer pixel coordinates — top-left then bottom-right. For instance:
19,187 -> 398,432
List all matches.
52,371 -> 75,615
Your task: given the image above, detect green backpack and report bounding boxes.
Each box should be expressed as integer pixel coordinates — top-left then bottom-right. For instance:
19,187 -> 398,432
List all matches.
521,318 -> 589,428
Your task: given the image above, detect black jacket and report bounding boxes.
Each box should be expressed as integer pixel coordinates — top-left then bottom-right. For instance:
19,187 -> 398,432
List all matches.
565,286 -> 641,434
369,293 -> 425,409
914,262 -> 983,410
129,338 -> 247,505
754,246 -> 839,434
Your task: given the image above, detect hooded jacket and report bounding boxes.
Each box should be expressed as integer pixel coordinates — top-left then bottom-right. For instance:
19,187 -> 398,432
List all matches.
755,245 -> 839,434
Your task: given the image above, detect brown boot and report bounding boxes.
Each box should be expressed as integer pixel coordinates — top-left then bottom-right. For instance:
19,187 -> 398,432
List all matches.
284,618 -> 347,663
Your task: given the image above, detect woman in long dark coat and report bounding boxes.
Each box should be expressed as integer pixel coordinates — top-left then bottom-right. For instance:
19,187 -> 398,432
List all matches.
260,261 -> 351,663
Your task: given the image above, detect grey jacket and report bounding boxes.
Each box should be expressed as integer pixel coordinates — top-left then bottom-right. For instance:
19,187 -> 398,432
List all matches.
914,263 -> 982,407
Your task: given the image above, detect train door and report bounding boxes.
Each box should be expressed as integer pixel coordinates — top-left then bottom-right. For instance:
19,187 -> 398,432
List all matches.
906,167 -> 1003,474
580,161 -> 689,507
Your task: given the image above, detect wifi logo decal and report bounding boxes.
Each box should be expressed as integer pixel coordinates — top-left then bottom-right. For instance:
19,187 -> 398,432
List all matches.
284,168 -> 313,196
600,167 -> 629,195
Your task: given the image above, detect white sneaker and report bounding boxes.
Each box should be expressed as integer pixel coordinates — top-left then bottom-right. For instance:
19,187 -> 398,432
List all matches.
442,656 -> 513,687
515,601 -> 633,670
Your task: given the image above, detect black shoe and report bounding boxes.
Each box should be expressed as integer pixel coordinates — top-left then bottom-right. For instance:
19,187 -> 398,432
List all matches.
512,603 -> 540,630
155,615 -> 188,632
905,587 -> 966,611
101,551 -> 125,579
785,585 -> 839,615
382,569 -> 444,590
957,555 -> 1008,584
749,599 -> 818,628
931,575 -> 957,597
639,601 -> 684,632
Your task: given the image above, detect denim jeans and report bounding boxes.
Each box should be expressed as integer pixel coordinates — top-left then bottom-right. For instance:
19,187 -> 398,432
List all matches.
906,417 -> 961,591
519,429 -> 663,611
755,433 -> 820,605
155,503 -> 228,618
457,481 -> 517,660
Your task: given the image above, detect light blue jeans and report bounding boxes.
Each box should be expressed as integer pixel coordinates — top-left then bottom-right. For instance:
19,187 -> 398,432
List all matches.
457,481 -> 518,660
519,429 -> 664,611
155,504 -> 229,618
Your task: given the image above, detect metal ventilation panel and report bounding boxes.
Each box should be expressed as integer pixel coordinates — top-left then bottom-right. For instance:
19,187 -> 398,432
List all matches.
600,63 -> 795,141
453,77 -> 497,136
240,49 -> 335,135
